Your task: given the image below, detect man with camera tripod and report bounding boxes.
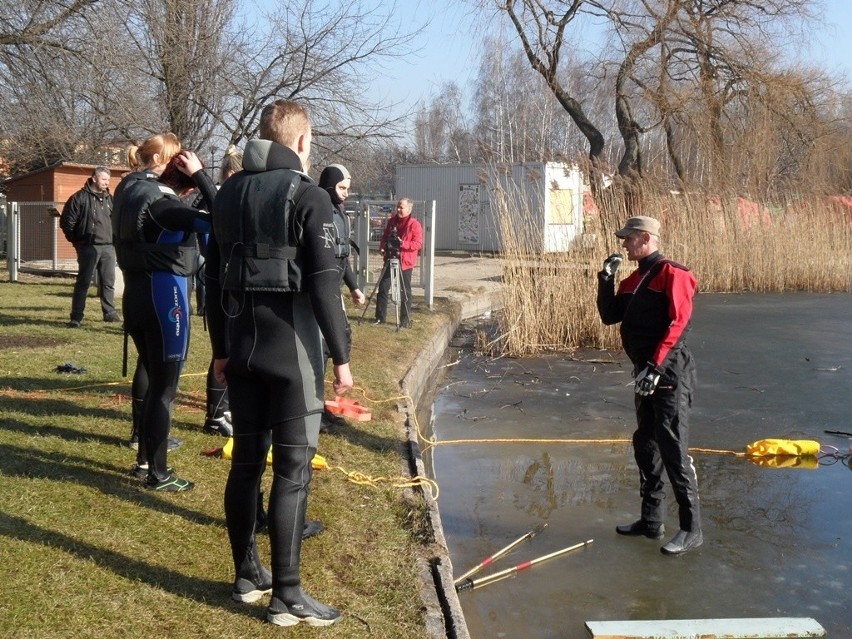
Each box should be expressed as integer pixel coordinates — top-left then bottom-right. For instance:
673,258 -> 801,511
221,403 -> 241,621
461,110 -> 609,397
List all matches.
373,198 -> 422,328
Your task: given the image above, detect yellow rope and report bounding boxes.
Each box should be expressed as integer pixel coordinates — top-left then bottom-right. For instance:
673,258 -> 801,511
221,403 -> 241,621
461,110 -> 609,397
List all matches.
347,384 -> 743,457
329,466 -> 440,501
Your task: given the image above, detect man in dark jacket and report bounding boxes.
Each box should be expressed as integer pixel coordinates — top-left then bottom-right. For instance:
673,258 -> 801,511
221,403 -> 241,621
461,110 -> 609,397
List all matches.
596,215 -> 702,556
59,167 -> 120,327
206,99 -> 353,627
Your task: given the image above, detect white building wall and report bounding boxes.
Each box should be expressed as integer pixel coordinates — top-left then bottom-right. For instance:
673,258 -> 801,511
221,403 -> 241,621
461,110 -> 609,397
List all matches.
395,162 -> 585,253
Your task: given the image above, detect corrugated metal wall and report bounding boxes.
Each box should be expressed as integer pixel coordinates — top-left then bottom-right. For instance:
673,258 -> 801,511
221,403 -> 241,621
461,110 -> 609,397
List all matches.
395,162 -> 584,253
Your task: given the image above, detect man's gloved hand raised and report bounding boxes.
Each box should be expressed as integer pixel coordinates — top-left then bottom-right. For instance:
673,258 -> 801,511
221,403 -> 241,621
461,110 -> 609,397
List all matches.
635,365 -> 661,396
601,253 -> 623,280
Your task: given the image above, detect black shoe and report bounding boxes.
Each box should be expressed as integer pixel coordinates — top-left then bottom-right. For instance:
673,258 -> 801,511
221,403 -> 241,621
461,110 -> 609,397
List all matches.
67,320 -> 81,328
232,565 -> 273,603
616,520 -> 665,539
303,520 -> 325,539
267,591 -> 341,627
129,436 -> 179,450
129,463 -> 148,479
104,313 -> 122,323
203,414 -> 233,437
372,319 -> 384,325
661,529 -> 703,555
144,473 -> 194,492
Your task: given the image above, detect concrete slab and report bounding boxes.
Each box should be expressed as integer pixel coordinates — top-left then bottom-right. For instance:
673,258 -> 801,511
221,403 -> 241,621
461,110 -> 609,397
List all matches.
585,617 -> 826,638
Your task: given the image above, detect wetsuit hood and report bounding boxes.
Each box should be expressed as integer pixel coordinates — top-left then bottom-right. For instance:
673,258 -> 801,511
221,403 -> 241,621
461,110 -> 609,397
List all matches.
318,164 -> 350,206
243,139 -> 306,175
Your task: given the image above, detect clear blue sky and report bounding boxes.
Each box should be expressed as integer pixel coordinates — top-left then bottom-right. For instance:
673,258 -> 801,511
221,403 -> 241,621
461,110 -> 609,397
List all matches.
376,0 -> 852,112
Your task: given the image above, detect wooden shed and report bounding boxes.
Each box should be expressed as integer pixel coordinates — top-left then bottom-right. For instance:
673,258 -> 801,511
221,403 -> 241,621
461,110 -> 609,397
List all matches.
3,162 -> 126,263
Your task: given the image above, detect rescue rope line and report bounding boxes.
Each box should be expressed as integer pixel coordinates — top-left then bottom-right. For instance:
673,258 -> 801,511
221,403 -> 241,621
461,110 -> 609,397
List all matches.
349,385 -> 752,457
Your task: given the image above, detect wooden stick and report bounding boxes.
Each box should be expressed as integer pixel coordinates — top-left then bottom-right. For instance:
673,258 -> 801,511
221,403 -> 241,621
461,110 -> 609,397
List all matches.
456,538 -> 593,592
453,523 -> 548,585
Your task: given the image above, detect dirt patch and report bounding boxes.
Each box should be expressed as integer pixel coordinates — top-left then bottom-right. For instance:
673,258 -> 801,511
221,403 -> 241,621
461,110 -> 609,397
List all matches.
0,335 -> 64,349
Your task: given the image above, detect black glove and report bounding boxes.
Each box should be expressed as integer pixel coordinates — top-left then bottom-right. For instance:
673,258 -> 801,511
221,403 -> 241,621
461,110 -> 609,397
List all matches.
601,253 -> 623,279
634,365 -> 661,396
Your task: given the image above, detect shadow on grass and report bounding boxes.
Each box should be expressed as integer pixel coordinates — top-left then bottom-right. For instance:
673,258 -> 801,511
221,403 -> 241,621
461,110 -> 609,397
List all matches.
0,512 -> 239,610
0,395 -> 130,447
0,442 -> 223,527
322,418 -> 405,455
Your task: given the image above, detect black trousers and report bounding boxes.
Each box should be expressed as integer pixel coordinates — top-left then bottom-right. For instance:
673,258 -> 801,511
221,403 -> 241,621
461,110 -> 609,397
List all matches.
631,348 -> 701,532
70,244 -> 117,321
375,264 -> 413,326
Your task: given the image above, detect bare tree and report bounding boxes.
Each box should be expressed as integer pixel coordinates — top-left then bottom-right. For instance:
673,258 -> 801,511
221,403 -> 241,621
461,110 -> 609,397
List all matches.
1,0 -> 424,178
500,0 -> 607,188
0,0 -> 99,50
212,1 -> 419,154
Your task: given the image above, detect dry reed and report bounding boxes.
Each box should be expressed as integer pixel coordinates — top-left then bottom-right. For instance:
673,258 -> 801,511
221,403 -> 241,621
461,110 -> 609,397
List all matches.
492,178 -> 852,356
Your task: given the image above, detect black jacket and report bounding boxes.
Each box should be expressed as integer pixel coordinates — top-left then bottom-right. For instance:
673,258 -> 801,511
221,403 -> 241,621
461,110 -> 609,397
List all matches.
60,181 -> 113,246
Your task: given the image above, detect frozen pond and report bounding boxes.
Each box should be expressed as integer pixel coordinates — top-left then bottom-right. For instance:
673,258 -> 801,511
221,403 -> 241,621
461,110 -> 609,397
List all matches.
424,293 -> 852,639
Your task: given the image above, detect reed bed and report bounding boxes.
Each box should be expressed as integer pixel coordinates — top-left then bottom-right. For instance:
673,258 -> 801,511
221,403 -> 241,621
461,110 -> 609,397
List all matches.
492,179 -> 852,356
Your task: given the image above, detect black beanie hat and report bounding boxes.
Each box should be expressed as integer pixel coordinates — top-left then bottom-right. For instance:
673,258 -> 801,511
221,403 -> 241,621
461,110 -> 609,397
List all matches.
319,164 -> 351,205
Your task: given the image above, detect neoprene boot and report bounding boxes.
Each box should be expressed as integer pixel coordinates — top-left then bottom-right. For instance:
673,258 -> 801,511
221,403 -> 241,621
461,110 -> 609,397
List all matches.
232,541 -> 273,603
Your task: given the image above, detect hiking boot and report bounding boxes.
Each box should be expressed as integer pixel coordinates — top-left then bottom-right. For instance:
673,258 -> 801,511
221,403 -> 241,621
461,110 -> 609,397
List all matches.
129,463 -> 149,480
267,592 -> 341,627
661,529 -> 703,556
232,566 -> 273,603
203,414 -> 233,437
144,473 -> 194,492
616,520 -> 665,539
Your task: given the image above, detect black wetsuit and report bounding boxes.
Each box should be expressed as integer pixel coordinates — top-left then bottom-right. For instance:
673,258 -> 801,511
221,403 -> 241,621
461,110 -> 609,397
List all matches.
206,139 -> 349,602
114,169 -> 217,482
597,251 -> 701,533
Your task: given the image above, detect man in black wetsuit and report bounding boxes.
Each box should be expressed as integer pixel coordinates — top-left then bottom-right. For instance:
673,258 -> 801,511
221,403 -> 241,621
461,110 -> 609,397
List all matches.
206,100 -> 353,626
596,215 -> 702,556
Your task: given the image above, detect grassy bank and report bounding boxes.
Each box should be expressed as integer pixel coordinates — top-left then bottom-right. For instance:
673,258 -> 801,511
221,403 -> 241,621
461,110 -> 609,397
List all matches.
0,276 -> 449,639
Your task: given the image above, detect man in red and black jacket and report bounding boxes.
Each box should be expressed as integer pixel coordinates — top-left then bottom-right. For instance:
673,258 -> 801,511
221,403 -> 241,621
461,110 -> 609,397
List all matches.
373,197 -> 423,328
597,215 -> 702,556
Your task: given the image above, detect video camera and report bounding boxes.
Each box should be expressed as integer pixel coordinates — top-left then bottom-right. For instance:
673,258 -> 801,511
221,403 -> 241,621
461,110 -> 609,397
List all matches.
385,228 -> 401,260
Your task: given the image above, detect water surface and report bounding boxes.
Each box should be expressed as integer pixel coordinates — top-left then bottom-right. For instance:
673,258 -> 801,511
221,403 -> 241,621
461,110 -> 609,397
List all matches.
425,293 -> 852,639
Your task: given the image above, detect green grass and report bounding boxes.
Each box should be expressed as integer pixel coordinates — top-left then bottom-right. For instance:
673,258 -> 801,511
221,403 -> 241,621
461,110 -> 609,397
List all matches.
0,275 -> 449,639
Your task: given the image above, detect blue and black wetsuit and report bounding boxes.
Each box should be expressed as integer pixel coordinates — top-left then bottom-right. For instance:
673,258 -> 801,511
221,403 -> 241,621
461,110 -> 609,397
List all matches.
114,169 -> 217,484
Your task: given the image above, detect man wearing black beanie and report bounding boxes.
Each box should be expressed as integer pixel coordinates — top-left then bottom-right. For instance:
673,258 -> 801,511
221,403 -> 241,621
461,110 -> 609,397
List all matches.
318,164 -> 364,432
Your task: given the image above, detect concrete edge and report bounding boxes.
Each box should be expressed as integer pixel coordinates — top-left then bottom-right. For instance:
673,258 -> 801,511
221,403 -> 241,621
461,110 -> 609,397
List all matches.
397,291 -> 502,639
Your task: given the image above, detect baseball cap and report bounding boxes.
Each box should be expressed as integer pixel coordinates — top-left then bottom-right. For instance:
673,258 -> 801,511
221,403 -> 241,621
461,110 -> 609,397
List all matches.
614,216 -> 661,238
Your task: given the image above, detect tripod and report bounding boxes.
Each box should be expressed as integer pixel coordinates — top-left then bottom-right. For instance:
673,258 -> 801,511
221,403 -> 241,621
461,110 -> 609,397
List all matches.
360,256 -> 406,331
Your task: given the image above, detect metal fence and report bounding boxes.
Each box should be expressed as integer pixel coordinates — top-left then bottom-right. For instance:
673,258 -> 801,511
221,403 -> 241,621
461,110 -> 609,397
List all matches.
351,199 -> 435,309
4,198 -> 437,307
4,201 -> 78,281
